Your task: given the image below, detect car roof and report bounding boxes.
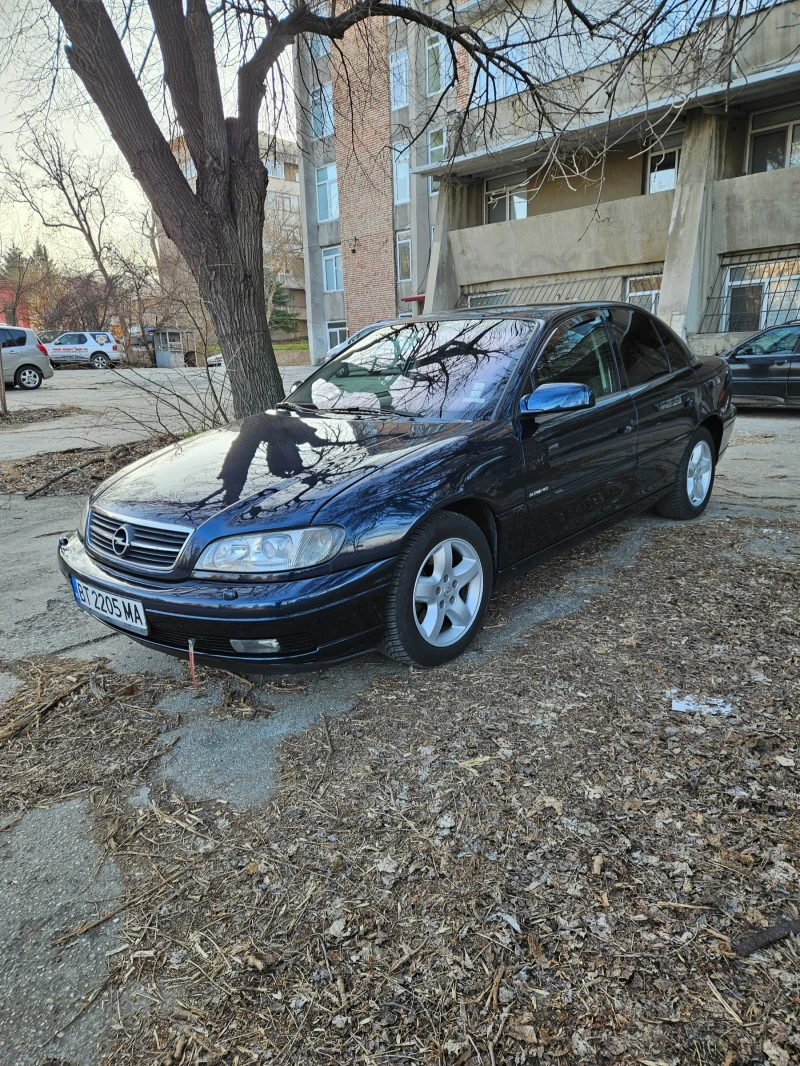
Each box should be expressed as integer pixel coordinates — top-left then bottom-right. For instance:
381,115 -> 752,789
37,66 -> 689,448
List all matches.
376,301 -> 663,327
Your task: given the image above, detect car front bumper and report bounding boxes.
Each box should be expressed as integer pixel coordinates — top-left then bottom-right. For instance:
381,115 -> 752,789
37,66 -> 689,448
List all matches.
58,533 -> 394,672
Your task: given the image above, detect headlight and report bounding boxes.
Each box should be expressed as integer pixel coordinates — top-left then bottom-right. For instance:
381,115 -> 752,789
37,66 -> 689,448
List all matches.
195,526 -> 345,574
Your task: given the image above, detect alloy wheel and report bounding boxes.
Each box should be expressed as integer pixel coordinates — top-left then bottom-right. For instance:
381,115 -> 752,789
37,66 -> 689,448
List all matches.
413,536 -> 484,647
18,368 -> 41,388
687,439 -> 713,506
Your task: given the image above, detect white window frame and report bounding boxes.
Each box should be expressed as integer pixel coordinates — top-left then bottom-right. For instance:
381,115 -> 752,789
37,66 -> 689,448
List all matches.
646,146 -> 681,194
310,83 -> 334,140
425,34 -> 452,96
475,33 -> 528,101
396,230 -> 412,282
427,128 -> 446,196
322,246 -> 343,292
723,260 -> 800,331
625,274 -> 662,314
315,163 -> 339,222
389,49 -> 409,110
484,172 -> 529,224
268,159 -> 285,179
327,320 -> 348,350
392,142 -> 410,205
747,104 -> 800,174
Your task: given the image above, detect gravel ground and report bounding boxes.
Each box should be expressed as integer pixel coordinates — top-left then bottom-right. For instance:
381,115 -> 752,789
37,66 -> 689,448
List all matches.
1,512 -> 798,1065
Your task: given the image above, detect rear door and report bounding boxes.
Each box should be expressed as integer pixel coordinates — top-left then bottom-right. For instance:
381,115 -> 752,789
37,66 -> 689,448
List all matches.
606,307 -> 698,497
729,326 -> 798,403
0,328 -> 29,379
520,310 -> 638,555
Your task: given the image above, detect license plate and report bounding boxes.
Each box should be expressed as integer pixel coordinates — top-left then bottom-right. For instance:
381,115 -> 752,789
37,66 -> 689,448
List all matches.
71,577 -> 148,634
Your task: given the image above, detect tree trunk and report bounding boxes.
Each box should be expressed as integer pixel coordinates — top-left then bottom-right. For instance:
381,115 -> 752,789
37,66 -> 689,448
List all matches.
199,252 -> 284,419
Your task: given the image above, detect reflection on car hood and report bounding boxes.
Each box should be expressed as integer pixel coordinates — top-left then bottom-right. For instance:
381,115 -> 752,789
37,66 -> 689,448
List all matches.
92,410 -> 463,530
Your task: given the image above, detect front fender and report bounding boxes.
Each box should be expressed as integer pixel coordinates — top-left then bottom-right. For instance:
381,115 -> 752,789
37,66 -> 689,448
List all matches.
314,421 -> 525,570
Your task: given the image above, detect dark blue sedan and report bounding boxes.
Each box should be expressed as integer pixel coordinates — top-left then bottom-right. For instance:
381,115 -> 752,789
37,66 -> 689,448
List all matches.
58,304 -> 735,671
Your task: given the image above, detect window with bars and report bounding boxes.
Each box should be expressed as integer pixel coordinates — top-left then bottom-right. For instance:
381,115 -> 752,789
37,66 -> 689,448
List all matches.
625,274 -> 663,314
458,274 -> 629,309
700,248 -> 800,332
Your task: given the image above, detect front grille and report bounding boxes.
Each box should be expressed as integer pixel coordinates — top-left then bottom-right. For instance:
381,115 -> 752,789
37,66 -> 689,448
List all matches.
87,509 -> 191,572
146,621 -> 318,658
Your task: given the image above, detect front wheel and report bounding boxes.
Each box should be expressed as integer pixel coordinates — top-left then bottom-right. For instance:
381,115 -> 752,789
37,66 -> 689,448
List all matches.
90,353 -> 112,369
382,511 -> 493,667
15,365 -> 43,390
656,427 -> 716,519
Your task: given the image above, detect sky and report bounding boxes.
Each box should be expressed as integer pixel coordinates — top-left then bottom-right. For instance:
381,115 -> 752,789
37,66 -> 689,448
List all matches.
0,1 -> 295,266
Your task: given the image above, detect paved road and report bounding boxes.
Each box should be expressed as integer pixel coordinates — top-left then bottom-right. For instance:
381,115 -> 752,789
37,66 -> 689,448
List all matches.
0,405 -> 798,1065
2,365 -> 312,461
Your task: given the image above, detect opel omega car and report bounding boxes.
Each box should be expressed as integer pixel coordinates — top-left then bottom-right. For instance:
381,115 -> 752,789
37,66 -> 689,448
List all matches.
58,304 -> 735,671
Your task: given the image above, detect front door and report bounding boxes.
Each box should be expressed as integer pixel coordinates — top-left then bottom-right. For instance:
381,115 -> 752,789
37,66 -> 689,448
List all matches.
730,325 -> 799,403
607,307 -> 698,496
520,311 -> 638,556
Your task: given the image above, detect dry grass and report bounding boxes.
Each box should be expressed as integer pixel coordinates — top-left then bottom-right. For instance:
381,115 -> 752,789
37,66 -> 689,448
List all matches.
0,404 -> 81,427
2,515 -> 798,1064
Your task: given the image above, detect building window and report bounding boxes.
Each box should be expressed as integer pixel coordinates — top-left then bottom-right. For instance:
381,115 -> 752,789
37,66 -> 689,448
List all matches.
268,159 -> 285,180
309,34 -> 330,59
425,34 -> 452,96
315,163 -> 339,222
322,246 -> 343,292
475,34 -> 528,101
393,142 -> 410,204
647,148 -> 680,193
749,103 -> 800,173
428,128 -> 446,195
327,320 -> 348,350
699,246 -> 800,332
390,50 -> 409,110
180,159 -> 197,181
396,230 -> 412,282
485,171 -> 529,223
388,0 -> 409,21
267,191 -> 300,212
311,83 -> 333,139
625,274 -> 663,314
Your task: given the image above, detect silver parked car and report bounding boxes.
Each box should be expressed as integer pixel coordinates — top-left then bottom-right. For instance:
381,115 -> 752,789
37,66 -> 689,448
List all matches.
1,327 -> 54,390
45,330 -> 120,368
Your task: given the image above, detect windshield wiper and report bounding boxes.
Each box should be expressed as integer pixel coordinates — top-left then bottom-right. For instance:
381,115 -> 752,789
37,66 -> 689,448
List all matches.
276,400 -> 317,413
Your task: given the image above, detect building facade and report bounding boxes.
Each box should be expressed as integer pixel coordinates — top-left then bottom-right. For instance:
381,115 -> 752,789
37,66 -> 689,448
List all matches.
295,0 -> 800,363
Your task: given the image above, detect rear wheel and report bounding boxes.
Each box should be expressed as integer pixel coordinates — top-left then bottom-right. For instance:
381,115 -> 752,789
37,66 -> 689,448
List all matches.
90,352 -> 112,369
382,511 -> 492,667
656,426 -> 716,519
15,365 -> 43,390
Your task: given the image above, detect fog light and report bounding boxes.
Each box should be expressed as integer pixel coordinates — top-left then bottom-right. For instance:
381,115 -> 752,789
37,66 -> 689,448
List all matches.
230,637 -> 281,654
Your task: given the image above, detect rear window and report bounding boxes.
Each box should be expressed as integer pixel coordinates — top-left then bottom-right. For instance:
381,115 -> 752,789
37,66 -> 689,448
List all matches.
608,308 -> 670,386
92,333 -> 111,344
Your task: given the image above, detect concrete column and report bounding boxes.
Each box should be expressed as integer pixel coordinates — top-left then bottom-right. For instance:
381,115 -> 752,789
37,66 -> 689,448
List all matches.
657,112 -> 731,337
423,180 -> 480,313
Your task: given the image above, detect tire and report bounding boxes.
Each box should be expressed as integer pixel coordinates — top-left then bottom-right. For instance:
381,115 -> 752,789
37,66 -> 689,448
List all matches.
656,426 -> 716,520
90,353 -> 112,369
382,511 -> 493,667
15,365 -> 43,390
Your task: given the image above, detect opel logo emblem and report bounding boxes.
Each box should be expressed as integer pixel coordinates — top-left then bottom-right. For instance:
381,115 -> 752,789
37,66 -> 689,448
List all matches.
111,524 -> 134,556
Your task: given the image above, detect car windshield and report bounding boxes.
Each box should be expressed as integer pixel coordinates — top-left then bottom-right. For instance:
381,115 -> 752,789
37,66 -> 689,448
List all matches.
289,318 -> 539,420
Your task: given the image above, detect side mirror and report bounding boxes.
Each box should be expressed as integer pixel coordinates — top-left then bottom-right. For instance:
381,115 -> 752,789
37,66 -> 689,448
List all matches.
520,382 -> 596,417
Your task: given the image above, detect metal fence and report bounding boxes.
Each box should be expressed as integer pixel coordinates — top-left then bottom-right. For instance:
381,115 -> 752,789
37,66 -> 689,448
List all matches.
457,272 -> 662,312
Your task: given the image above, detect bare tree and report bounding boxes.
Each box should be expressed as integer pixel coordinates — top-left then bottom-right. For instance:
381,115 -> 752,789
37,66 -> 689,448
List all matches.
10,0 -> 774,419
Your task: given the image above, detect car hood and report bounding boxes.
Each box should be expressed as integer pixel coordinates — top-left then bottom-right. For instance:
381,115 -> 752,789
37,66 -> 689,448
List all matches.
92,410 -> 464,531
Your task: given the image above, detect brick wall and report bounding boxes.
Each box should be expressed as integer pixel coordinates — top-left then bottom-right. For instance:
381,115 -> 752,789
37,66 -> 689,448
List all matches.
332,22 -> 397,333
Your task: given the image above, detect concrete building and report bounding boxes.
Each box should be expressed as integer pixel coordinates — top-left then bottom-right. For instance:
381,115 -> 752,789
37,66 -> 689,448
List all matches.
295,1 -> 800,363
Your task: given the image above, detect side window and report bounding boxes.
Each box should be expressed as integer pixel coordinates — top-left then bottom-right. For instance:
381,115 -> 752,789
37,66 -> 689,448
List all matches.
534,314 -> 620,399
93,333 -> 110,345
744,327 -> 800,355
75,333 -> 88,344
57,334 -> 76,344
3,330 -> 26,348
654,321 -> 691,370
608,308 -> 670,386
0,329 -> 8,349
